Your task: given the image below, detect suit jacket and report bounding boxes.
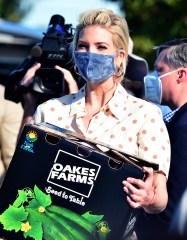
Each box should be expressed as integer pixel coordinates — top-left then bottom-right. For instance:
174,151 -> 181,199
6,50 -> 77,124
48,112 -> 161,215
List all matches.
161,102 -> 187,222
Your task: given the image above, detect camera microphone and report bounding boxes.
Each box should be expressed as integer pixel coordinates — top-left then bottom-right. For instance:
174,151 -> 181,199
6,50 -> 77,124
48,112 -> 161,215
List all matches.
31,44 -> 43,58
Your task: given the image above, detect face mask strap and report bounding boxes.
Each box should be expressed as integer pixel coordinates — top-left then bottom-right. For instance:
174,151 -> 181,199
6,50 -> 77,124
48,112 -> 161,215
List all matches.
158,68 -> 182,79
74,65 -> 80,76
112,48 -> 123,58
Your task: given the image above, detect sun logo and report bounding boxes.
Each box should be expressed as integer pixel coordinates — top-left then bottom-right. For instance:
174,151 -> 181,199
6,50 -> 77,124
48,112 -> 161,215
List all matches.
26,131 -> 38,143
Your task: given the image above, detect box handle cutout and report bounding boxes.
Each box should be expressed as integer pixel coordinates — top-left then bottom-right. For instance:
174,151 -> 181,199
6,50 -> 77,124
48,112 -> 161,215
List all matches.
108,158 -> 123,170
45,134 -> 60,145
77,146 -> 92,157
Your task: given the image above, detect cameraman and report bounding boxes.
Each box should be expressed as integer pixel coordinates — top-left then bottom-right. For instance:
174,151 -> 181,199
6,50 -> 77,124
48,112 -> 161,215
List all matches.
3,14 -> 82,139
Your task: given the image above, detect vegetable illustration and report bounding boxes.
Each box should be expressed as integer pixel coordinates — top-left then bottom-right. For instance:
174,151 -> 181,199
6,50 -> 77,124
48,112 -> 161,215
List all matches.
46,205 -> 98,240
0,185 -> 111,240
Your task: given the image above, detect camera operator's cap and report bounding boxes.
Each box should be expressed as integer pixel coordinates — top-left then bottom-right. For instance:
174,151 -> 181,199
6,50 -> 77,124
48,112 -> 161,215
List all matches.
153,38 -> 187,56
125,53 -> 149,82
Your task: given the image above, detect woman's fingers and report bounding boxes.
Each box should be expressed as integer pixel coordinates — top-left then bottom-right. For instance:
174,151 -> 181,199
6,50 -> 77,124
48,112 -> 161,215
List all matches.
122,167 -> 155,208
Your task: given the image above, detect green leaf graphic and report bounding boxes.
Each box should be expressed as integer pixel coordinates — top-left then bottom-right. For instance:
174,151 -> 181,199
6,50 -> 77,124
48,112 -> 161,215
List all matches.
0,205 -> 27,232
24,221 -> 42,240
82,211 -> 104,224
28,185 -> 51,209
97,221 -> 111,240
0,186 -> 111,240
13,189 -> 30,208
35,185 -> 51,207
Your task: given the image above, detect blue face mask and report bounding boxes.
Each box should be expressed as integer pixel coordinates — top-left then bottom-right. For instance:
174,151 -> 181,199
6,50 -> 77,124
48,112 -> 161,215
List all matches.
74,50 -> 121,83
144,68 -> 181,104
144,71 -> 162,104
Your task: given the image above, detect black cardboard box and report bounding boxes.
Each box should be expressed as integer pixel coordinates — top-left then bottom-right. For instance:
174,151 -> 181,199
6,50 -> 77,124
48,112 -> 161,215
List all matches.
0,123 -> 158,240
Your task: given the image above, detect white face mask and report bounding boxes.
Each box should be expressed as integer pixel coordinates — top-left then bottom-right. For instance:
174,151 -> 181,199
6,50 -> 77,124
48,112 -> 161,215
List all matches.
144,68 -> 181,104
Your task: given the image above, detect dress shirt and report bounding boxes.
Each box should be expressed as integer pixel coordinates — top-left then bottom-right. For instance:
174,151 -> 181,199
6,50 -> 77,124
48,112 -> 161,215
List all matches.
32,83 -> 170,177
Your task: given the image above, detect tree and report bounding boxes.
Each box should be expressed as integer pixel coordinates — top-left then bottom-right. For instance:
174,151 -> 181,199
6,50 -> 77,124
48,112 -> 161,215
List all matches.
105,0 -> 187,69
0,0 -> 32,22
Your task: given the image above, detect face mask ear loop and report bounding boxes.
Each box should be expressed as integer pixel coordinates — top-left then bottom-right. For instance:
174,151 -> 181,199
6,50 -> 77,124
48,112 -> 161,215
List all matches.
74,65 -> 80,76
159,68 -> 182,79
158,78 -> 162,104
113,48 -> 124,57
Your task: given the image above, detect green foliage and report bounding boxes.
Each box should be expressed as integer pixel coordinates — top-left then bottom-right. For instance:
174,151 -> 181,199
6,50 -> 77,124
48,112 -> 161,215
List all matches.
96,221 -> 111,240
0,205 -> 28,232
0,0 -> 32,22
105,0 -> 187,69
23,220 -> 42,240
28,185 -> 52,209
0,185 -> 111,240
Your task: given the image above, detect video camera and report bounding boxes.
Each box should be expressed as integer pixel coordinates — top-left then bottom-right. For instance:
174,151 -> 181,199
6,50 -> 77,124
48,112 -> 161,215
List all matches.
5,14 -> 78,104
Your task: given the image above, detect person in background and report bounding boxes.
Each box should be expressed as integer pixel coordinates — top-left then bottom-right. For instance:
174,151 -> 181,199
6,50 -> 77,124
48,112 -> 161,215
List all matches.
154,39 -> 187,118
0,85 -> 23,185
20,8 -> 170,238
123,53 -> 149,98
169,186 -> 187,239
135,39 -> 187,240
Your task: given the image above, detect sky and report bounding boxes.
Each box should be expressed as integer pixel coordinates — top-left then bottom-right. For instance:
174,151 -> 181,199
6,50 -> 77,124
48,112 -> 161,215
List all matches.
22,0 -> 123,30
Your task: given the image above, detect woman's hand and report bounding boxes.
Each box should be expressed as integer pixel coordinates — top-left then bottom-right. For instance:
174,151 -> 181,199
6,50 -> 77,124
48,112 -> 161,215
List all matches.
122,167 -> 155,208
54,65 -> 79,94
122,167 -> 168,214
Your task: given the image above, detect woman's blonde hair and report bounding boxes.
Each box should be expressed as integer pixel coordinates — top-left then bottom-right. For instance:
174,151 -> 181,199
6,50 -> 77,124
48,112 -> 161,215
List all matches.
72,8 -> 129,70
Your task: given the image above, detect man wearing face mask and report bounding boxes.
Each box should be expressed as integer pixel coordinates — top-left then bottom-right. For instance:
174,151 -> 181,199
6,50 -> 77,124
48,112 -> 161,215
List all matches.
135,40 -> 187,240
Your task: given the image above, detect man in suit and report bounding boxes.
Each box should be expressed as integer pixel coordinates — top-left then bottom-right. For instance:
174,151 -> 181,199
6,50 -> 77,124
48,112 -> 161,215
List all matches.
135,40 -> 187,240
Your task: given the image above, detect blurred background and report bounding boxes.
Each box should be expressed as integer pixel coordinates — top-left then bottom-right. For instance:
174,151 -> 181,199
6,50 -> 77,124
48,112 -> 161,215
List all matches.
0,0 -> 186,83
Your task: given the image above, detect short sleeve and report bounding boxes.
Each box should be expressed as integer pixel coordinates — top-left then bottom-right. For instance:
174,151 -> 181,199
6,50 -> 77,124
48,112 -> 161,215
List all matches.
138,104 -> 171,178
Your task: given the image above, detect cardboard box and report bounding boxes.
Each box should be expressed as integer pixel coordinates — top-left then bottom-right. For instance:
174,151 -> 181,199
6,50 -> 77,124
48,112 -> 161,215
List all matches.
0,123 -> 158,240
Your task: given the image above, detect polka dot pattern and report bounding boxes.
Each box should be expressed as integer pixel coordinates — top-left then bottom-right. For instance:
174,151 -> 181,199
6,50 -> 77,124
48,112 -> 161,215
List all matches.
142,130 -> 147,134
33,84 -> 171,178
